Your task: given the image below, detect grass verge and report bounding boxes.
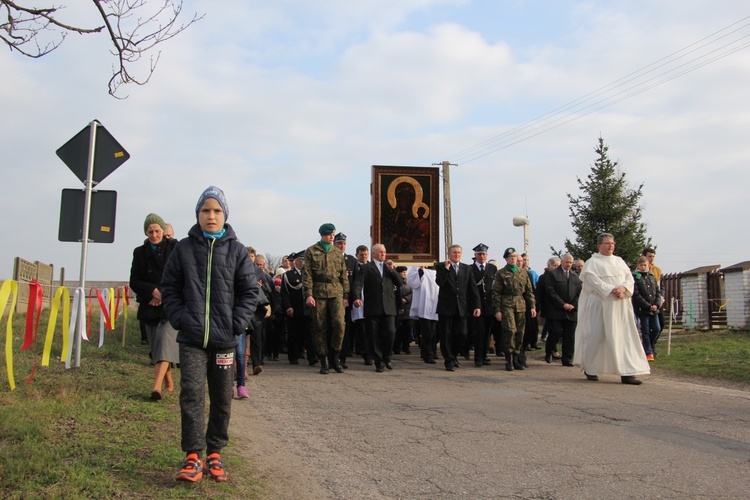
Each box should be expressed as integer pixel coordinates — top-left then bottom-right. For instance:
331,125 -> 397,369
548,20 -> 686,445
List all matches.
0,307 -> 260,499
651,329 -> 750,385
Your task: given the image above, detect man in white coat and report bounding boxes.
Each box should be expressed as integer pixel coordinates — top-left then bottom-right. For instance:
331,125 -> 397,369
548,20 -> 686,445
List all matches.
573,233 -> 650,385
407,266 -> 439,364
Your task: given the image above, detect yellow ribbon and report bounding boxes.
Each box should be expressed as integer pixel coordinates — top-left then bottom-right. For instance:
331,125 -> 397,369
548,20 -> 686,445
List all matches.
1,279 -> 19,390
118,286 -> 129,347
108,287 -> 116,330
42,286 -> 71,366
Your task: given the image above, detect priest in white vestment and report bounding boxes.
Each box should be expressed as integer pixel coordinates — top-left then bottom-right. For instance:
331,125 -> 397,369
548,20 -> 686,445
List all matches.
573,233 -> 650,385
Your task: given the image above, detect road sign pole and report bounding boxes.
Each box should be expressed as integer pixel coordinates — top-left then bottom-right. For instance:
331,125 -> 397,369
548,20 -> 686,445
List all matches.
73,121 -> 98,368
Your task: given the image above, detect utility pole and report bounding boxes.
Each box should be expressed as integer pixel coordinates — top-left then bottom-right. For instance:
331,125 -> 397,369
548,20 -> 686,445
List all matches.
434,160 -> 457,259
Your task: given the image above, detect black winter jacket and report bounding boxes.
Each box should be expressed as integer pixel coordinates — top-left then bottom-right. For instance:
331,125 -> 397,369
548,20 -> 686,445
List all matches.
129,237 -> 177,324
632,271 -> 661,316
161,223 -> 259,350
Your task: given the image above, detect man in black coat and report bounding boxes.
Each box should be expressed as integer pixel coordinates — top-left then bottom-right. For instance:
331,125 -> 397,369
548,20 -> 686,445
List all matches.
352,243 -> 402,373
350,245 -> 371,363
435,244 -> 482,371
469,243 -> 498,367
543,253 -> 582,366
281,251 -> 316,365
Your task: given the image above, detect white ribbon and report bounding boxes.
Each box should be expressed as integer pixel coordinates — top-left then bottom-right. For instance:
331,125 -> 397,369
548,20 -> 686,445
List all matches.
65,288 -> 86,369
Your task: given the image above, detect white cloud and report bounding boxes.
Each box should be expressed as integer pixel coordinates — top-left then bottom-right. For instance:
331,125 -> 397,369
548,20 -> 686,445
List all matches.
1,1 -> 749,282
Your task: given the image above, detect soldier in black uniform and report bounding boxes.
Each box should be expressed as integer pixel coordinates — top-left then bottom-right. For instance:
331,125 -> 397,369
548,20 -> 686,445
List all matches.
334,232 -> 358,369
281,251 -> 316,365
469,243 -> 498,367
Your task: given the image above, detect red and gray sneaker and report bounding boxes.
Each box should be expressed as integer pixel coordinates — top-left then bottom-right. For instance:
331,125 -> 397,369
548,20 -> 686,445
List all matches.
175,453 -> 203,482
204,452 -> 228,482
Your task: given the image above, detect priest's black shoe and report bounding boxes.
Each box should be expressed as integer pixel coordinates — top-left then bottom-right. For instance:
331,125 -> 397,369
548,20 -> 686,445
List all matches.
621,376 -> 642,385
385,361 -> 393,370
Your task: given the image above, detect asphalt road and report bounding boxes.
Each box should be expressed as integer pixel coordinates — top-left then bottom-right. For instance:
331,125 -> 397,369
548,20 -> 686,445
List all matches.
230,351 -> 750,499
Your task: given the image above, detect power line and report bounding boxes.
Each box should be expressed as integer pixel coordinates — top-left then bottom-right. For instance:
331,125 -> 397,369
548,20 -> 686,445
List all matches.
444,14 -> 750,166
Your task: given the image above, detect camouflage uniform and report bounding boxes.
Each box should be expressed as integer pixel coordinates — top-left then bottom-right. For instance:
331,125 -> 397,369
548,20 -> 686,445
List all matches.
302,242 -> 350,360
492,266 -> 536,356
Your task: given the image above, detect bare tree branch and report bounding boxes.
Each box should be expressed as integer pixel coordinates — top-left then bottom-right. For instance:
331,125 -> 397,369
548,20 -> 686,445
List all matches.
0,0 -> 202,97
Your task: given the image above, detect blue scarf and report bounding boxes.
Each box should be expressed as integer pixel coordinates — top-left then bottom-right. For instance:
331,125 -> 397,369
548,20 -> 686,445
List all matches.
202,228 -> 227,240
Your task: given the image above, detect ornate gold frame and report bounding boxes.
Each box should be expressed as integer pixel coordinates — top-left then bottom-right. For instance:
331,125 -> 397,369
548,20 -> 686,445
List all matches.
371,165 -> 439,263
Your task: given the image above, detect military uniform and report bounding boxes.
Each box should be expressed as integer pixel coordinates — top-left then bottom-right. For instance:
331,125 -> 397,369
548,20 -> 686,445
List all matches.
302,237 -> 349,372
470,253 -> 498,366
492,262 -> 535,369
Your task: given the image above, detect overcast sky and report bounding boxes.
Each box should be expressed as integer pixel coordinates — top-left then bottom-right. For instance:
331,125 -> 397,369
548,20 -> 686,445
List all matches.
1,0 -> 748,282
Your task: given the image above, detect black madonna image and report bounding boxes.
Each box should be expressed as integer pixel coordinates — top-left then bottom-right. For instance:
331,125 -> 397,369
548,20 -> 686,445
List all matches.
371,166 -> 439,263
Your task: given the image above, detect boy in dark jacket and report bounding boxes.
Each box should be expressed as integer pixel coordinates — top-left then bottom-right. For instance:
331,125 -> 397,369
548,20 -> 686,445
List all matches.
632,256 -> 662,361
162,186 -> 259,483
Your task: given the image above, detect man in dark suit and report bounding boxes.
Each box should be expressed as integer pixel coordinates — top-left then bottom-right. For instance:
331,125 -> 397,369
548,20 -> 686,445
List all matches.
469,243 -> 498,367
334,232 -> 358,369
352,243 -> 403,373
544,253 -> 582,366
350,245 -> 371,364
435,244 -> 482,371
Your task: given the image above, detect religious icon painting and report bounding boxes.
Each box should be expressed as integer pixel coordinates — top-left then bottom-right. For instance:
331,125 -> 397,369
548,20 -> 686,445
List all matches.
371,165 -> 439,264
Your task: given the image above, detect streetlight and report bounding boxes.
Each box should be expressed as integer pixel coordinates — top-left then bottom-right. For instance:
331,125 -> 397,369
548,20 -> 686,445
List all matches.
512,215 -> 530,255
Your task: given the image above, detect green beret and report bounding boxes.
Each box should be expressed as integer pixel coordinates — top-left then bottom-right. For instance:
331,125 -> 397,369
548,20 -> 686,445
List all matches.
319,223 -> 336,235
503,247 -> 516,258
144,213 -> 166,235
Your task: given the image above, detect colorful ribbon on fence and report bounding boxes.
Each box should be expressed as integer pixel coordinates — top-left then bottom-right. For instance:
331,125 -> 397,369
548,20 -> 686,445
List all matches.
117,285 -> 130,346
117,285 -> 130,323
99,288 -> 115,347
66,287 -> 86,369
21,280 -> 44,386
1,283 -> 133,384
42,286 -> 71,366
87,288 -> 113,344
1,279 -> 19,390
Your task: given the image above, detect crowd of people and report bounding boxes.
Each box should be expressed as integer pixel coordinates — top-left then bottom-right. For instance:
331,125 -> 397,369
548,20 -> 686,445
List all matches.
129,185 -> 664,483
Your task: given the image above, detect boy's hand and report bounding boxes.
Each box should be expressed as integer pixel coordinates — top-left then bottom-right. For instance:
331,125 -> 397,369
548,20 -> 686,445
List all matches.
306,296 -> 316,307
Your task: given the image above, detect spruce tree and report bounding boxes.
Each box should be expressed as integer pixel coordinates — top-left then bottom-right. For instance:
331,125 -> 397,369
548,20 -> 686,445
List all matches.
557,136 -> 652,266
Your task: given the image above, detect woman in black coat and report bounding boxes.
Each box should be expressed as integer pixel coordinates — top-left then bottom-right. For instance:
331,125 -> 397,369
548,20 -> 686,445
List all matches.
129,213 -> 178,400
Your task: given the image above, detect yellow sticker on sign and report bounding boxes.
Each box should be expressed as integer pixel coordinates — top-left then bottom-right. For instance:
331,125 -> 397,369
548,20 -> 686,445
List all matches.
114,151 -> 124,158
101,226 -> 111,232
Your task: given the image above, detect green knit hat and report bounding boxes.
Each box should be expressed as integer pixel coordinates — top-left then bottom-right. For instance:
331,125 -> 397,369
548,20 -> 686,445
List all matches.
144,213 -> 166,235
